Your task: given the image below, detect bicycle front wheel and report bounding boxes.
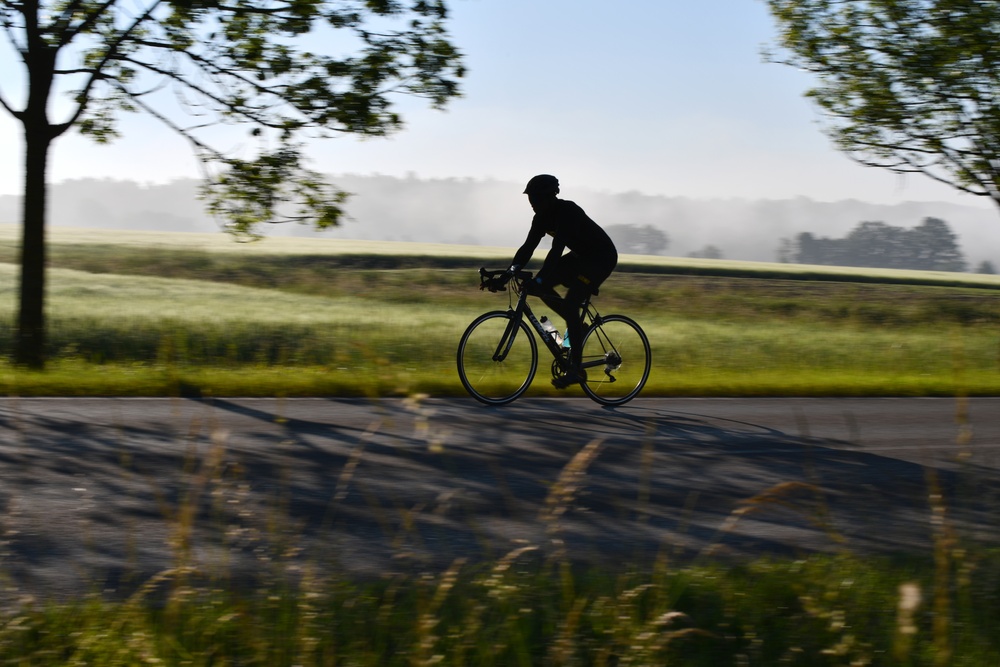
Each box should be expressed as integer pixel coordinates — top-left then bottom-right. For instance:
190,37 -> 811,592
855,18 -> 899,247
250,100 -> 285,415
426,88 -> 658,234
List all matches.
579,314 -> 651,406
457,310 -> 538,405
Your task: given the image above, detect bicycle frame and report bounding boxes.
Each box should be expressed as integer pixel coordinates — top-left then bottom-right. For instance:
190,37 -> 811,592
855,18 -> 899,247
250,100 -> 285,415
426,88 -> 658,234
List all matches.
492,275 -> 605,374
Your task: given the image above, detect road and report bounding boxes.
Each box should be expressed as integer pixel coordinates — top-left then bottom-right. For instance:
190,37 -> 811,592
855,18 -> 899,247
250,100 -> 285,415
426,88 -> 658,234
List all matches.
2,396 -> 999,601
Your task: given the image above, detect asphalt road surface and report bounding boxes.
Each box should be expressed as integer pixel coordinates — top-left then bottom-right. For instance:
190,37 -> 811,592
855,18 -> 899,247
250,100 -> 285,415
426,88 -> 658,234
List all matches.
2,396 -> 999,602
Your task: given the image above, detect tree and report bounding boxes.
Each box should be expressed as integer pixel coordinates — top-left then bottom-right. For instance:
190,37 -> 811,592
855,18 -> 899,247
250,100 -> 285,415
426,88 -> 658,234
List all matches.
786,231 -> 847,266
908,216 -> 966,271
1,0 -> 464,367
844,221 -> 912,268
779,217 -> 967,271
604,224 -> 669,255
687,245 -> 723,260
764,0 -> 1000,211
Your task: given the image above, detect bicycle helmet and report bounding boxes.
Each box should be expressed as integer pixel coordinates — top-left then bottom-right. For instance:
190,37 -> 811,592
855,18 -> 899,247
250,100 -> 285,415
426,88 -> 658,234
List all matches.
523,174 -> 560,196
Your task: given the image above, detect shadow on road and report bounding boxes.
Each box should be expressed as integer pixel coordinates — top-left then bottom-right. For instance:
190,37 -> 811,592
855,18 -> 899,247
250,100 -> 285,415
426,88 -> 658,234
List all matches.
2,397 -> 998,601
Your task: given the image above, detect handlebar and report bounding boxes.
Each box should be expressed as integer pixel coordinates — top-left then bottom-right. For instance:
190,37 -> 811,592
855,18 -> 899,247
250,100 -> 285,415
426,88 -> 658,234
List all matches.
479,267 -> 533,293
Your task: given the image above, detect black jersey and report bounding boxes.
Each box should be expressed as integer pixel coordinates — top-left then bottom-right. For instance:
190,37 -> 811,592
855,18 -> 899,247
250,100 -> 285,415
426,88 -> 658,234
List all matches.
512,199 -> 618,278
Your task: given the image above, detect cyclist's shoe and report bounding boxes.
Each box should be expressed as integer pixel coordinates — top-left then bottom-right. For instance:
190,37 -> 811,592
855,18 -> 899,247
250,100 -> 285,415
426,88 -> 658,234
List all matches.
552,368 -> 587,389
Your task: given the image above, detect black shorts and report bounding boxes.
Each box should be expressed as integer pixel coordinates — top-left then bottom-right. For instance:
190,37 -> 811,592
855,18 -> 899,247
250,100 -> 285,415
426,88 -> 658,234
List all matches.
544,252 -> 615,294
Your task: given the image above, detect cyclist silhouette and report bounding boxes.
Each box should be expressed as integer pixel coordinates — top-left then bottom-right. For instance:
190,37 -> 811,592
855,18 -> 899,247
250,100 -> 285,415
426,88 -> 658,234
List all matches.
505,174 -> 618,388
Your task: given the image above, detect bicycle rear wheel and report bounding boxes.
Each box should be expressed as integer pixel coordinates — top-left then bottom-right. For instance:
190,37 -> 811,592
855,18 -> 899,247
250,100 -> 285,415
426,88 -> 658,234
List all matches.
578,314 -> 651,406
457,311 -> 538,405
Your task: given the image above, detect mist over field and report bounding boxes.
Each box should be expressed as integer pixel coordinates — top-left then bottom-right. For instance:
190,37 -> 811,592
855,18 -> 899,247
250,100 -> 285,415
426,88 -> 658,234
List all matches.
1,174 -> 998,267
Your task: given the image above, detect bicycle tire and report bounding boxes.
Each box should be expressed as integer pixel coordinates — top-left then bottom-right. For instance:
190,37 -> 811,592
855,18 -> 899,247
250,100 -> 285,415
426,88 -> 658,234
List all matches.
578,314 -> 651,406
457,310 -> 538,405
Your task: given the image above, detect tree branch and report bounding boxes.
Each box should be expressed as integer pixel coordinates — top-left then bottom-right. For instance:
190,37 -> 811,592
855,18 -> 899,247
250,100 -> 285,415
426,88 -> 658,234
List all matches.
766,0 -> 1000,209
0,86 -> 17,116
55,0 -> 166,133
51,0 -> 117,46
116,54 -> 294,130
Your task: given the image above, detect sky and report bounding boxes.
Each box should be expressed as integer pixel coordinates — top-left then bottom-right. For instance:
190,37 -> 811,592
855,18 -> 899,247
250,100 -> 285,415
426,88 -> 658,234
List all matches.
0,0 -> 993,210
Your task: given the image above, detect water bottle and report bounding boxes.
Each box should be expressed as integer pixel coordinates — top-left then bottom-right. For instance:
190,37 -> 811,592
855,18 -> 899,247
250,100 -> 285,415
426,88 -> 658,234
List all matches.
540,316 -> 562,345
562,331 -> 571,349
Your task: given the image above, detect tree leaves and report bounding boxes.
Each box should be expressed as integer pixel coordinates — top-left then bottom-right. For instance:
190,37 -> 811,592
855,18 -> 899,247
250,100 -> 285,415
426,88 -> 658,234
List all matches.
765,0 -> 1000,211
199,143 -> 352,238
3,0 -> 464,234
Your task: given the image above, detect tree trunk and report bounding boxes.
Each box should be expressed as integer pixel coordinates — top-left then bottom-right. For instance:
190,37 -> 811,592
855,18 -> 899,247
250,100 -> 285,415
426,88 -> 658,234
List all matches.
15,23 -> 58,370
16,125 -> 51,369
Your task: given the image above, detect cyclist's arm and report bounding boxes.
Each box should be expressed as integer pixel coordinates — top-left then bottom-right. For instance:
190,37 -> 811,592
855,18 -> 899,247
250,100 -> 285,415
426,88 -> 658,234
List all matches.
510,223 -> 545,271
537,236 -> 565,282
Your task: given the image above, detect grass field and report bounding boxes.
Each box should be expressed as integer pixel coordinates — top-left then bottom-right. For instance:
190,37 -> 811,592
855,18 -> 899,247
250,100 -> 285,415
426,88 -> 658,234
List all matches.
0,226 -> 998,396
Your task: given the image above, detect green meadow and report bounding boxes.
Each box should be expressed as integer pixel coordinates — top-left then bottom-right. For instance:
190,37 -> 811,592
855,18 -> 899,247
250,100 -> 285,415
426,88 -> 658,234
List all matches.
0,226 -> 998,396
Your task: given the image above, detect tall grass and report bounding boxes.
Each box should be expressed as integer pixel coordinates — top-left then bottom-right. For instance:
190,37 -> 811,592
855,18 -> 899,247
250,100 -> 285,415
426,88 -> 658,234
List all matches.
13,552 -> 997,665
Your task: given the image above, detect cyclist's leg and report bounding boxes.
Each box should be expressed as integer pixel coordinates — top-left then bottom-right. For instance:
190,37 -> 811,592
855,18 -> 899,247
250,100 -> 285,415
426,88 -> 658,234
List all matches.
563,257 -> 614,371
531,259 -> 571,338
560,284 -> 590,371
544,254 -> 593,373
533,283 -> 568,333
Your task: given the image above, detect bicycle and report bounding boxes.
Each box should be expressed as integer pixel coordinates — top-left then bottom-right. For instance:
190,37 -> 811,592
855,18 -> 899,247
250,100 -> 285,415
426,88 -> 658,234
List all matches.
456,268 -> 651,406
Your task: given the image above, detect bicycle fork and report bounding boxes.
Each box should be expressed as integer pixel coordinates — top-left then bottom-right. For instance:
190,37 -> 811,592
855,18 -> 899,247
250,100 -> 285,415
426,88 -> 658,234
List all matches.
492,310 -> 519,362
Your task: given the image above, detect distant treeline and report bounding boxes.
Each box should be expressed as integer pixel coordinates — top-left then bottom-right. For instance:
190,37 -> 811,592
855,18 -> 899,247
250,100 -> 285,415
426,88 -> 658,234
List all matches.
3,175 -> 998,269
778,218 -> 996,274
